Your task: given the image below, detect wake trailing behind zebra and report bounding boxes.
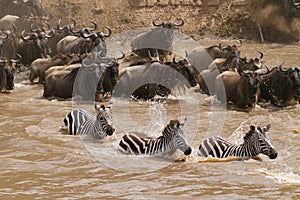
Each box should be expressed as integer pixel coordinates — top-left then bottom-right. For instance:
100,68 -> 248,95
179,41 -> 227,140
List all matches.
198,124 -> 278,161
118,117 -> 192,156
61,102 -> 115,139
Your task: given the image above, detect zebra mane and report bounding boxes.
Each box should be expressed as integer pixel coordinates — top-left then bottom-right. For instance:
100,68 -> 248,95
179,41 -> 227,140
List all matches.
243,125 -> 257,143
161,120 -> 179,137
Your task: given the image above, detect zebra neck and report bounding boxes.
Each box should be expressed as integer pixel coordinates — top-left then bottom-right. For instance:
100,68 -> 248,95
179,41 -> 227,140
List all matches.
90,119 -> 106,139
147,135 -> 173,155
238,140 -> 260,157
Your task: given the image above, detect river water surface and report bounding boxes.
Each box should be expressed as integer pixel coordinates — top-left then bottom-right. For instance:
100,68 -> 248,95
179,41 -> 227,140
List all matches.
0,39 -> 300,199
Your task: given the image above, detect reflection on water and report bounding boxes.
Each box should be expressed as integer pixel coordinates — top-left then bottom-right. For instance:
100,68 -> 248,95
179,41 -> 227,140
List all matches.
0,41 -> 300,199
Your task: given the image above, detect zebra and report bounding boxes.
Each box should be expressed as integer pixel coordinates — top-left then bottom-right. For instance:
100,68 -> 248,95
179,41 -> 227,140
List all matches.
198,124 -> 278,159
61,102 -> 115,139
119,118 -> 192,156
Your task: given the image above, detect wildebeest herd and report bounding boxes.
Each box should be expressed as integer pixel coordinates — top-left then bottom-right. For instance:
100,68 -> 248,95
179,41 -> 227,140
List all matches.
1,1 -> 291,161
1,9 -> 299,109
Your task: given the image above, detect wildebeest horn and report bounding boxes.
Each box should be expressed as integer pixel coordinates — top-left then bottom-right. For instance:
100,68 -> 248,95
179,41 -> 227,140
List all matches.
236,39 -> 242,47
117,51 -> 125,61
293,2 -> 300,6
69,18 -> 81,35
185,50 -> 189,58
173,17 -> 185,27
0,31 -> 9,40
21,30 -> 33,41
0,57 -> 7,63
87,21 -> 97,32
152,17 -> 164,26
82,31 -> 97,39
11,53 -> 21,63
45,28 -> 56,38
42,14 -> 52,21
173,56 -> 178,64
44,21 -> 52,30
103,26 -> 112,37
30,23 -> 39,32
257,51 -> 263,59
57,18 -> 64,31
279,62 -> 288,72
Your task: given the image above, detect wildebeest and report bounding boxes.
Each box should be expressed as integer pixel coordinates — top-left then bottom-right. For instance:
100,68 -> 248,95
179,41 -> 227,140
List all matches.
188,41 -> 242,76
114,57 -> 197,99
29,53 -> 82,84
56,26 -> 111,57
0,57 -> 18,91
259,64 -> 300,107
46,18 -> 73,57
16,26 -> 55,66
215,69 -> 264,110
198,52 -> 264,96
43,52 -> 123,101
131,17 -> 184,61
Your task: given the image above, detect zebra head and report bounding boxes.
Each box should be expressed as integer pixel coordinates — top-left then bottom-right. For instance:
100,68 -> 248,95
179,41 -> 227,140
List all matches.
95,102 -> 115,136
165,117 -> 192,155
249,124 -> 278,159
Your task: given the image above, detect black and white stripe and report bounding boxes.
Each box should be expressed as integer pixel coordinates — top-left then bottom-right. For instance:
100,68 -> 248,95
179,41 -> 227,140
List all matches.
62,102 -> 115,139
119,118 -> 192,155
198,124 -> 278,159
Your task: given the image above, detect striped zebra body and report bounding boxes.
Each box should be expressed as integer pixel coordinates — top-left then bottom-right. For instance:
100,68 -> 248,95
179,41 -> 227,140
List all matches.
198,124 -> 278,159
119,118 -> 192,155
62,102 -> 115,139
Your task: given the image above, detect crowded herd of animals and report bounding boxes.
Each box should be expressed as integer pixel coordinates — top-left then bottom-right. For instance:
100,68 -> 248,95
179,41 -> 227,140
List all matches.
1,1 -> 298,162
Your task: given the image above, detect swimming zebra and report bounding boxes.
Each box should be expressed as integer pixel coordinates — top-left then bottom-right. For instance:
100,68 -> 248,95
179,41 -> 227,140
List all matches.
119,118 -> 192,155
62,102 -> 115,139
198,124 -> 278,159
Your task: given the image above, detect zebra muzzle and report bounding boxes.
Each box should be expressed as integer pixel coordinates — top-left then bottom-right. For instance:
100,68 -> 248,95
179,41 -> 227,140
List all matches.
184,147 -> 192,155
268,149 -> 278,159
106,126 -> 115,136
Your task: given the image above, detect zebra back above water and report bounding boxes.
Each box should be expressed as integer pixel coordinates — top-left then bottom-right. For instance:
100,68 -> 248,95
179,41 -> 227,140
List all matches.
119,118 -> 192,155
62,102 -> 115,139
198,124 -> 278,159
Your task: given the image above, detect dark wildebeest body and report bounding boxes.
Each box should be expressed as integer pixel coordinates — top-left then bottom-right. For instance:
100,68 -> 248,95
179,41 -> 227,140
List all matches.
44,53 -> 123,101
259,65 -> 300,107
131,17 -> 184,61
17,28 -> 55,66
0,58 -> 18,91
198,53 -> 264,96
215,70 -> 263,110
114,59 -> 197,99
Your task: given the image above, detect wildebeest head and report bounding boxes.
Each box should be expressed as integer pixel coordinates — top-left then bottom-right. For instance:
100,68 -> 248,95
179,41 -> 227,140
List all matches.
218,40 -> 242,58
0,57 -> 18,90
81,26 -> 112,57
131,17 -> 184,60
238,69 -> 262,103
240,52 -> 264,71
280,65 -> 300,100
171,56 -> 197,87
21,26 -> 55,58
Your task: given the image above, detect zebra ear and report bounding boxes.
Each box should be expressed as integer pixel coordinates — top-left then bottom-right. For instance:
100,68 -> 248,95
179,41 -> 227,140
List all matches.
179,117 -> 187,127
106,101 -> 113,111
169,120 -> 178,129
263,124 -> 271,132
250,124 -> 256,132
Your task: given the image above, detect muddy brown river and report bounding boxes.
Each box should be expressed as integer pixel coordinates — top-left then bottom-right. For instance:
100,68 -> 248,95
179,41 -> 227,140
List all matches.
0,36 -> 300,199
